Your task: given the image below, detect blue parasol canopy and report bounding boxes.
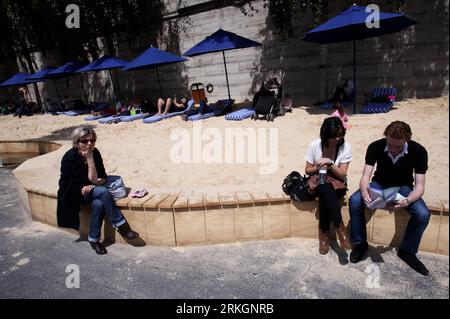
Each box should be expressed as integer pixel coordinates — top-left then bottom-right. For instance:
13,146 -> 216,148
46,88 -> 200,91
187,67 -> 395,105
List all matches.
303,5 -> 417,44
302,5 -> 417,113
0,72 -> 37,87
183,28 -> 261,57
123,47 -> 187,71
48,60 -> 89,77
76,55 -> 129,73
183,29 -> 261,100
27,67 -> 58,81
122,46 -> 188,96
75,55 -> 129,101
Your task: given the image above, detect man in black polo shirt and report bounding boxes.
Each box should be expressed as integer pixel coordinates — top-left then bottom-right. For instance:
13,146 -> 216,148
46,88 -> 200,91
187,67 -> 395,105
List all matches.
349,121 -> 430,275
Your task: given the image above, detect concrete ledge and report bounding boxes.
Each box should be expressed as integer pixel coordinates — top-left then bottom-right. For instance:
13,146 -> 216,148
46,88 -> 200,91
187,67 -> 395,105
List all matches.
5,140 -> 449,255
0,140 -> 61,154
22,187 -> 449,255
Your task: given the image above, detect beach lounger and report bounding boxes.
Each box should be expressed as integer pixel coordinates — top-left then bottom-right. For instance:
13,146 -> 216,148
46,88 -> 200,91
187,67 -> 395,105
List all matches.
120,112 -> 153,122
321,100 -> 353,110
84,114 -> 110,121
225,107 -> 255,121
321,90 -> 355,110
361,88 -> 397,114
98,114 -> 130,124
186,99 -> 234,121
143,100 -> 195,124
59,109 -> 91,116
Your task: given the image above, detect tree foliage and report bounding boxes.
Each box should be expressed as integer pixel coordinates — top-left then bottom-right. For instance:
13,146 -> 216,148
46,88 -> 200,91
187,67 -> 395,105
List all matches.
239,0 -> 328,39
0,0 -> 164,66
239,0 -> 406,39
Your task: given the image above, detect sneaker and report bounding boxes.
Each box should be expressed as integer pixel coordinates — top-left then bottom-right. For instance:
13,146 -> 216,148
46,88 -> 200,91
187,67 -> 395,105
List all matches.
397,248 -> 430,276
350,242 -> 368,263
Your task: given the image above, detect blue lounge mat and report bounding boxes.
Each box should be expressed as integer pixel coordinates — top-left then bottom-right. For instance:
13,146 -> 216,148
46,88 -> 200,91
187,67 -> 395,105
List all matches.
59,109 -> 91,116
225,108 -> 255,121
187,108 -> 223,121
361,102 -> 394,114
98,115 -> 130,124
143,114 -> 164,124
143,100 -> 195,124
121,113 -> 153,122
84,114 -> 110,121
321,100 -> 353,110
187,99 -> 234,121
361,88 -> 397,114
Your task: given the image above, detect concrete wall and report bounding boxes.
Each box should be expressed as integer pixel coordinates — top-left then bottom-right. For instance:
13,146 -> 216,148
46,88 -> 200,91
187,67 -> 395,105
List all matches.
6,0 -> 449,106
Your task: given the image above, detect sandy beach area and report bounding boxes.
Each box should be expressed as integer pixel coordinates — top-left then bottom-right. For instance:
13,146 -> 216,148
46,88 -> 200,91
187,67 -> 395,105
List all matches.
1,96 -> 448,204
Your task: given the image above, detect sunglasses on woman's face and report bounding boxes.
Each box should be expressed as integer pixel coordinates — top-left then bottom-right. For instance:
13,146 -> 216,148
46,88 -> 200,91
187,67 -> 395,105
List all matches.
79,139 -> 96,144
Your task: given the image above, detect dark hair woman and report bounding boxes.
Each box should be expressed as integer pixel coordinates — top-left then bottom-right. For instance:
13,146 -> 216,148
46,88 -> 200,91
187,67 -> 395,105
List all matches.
305,117 -> 352,254
57,127 -> 139,255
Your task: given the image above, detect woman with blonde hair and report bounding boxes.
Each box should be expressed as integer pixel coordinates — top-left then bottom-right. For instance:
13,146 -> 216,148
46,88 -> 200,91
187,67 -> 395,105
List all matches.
57,127 -> 139,255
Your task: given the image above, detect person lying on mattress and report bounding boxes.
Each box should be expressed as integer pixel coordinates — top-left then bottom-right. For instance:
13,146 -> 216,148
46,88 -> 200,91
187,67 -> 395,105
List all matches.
157,95 -> 190,115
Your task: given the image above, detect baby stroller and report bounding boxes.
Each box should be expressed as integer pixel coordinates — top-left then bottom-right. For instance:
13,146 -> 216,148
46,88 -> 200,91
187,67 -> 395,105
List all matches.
251,70 -> 286,122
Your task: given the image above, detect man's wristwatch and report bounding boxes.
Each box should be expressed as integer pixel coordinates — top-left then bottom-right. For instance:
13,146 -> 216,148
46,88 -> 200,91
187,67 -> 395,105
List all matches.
405,198 -> 410,205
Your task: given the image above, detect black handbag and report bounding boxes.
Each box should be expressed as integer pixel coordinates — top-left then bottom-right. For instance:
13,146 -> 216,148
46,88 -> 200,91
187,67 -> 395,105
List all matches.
282,171 -> 313,202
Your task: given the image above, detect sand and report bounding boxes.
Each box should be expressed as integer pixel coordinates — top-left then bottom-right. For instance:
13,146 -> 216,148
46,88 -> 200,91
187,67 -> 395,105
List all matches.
1,96 -> 448,204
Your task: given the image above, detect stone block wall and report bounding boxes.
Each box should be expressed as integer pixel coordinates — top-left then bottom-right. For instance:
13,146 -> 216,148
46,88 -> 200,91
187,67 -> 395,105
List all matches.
6,0 -> 449,107
23,188 -> 449,255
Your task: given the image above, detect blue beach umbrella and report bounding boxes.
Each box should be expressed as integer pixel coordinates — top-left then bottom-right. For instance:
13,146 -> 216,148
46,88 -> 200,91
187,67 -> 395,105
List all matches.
48,60 -> 89,76
76,55 -> 129,73
27,67 -> 58,81
183,28 -> 261,100
0,72 -> 37,87
76,55 -> 129,101
302,5 -> 417,113
27,67 -> 64,105
122,46 -> 188,97
0,73 -> 38,106
49,60 -> 90,102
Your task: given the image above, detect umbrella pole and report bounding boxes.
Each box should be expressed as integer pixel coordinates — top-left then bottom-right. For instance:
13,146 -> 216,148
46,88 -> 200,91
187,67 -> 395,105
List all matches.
155,67 -> 163,97
109,70 -> 118,102
222,51 -> 231,100
353,40 -> 357,114
79,74 -> 88,103
53,80 -> 62,106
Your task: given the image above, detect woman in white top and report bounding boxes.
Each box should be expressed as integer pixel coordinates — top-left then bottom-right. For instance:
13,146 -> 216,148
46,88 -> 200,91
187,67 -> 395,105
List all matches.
305,117 -> 352,255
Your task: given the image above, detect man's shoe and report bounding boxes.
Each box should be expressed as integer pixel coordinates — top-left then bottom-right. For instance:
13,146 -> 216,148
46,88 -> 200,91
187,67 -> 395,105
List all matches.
117,221 -> 139,240
318,227 -> 330,255
397,249 -> 430,276
350,242 -> 368,263
89,241 -> 107,255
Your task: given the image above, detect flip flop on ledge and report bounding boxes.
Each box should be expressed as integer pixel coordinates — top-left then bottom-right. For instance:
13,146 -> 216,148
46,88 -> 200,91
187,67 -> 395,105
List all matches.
131,189 -> 148,198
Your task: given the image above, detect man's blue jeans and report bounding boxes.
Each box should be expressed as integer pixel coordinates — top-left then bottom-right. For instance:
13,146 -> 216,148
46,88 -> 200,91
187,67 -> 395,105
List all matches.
83,186 -> 126,243
349,182 -> 430,254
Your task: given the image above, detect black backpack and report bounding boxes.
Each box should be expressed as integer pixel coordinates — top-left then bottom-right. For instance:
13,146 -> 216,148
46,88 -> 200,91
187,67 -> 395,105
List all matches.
282,171 -> 312,202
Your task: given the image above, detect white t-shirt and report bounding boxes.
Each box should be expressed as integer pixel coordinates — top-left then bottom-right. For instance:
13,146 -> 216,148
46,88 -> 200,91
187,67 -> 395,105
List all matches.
305,139 -> 352,166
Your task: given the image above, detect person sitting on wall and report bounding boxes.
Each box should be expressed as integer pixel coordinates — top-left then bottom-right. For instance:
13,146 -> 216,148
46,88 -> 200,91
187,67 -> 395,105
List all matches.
304,117 -> 353,255
57,127 -> 140,255
349,121 -> 431,276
